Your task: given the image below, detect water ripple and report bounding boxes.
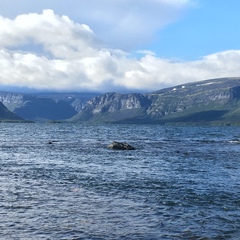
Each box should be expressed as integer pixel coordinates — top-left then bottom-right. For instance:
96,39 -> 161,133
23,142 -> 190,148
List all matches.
0,124 -> 240,239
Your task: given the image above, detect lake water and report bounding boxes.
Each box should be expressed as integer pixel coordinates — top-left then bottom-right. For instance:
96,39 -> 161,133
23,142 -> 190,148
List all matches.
0,123 -> 240,239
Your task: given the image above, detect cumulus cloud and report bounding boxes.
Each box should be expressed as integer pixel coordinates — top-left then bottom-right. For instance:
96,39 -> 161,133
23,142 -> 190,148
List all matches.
0,10 -> 99,58
0,10 -> 240,93
0,0 -> 195,50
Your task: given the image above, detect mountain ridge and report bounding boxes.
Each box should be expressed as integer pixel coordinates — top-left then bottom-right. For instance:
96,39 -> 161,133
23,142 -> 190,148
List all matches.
1,77 -> 240,124
70,77 -> 240,125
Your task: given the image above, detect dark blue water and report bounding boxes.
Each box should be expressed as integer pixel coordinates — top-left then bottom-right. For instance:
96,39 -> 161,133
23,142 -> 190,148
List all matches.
0,123 -> 240,239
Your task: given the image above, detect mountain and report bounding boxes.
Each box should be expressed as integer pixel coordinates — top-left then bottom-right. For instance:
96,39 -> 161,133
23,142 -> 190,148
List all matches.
0,101 -> 23,122
2,77 -> 240,124
70,77 -> 240,125
0,92 -> 99,121
70,92 -> 151,122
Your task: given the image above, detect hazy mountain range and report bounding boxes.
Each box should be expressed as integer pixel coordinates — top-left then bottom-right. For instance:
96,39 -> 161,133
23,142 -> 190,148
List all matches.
1,77 -> 240,125
0,92 -> 99,122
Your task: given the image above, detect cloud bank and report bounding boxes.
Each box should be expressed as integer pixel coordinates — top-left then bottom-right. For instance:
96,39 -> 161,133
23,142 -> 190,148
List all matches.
1,10 -> 240,92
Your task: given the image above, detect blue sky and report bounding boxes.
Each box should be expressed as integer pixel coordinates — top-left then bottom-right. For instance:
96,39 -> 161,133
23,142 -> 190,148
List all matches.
0,0 -> 240,92
154,0 -> 240,60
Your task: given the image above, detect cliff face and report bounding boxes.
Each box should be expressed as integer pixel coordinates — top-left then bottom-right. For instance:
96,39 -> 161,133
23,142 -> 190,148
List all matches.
90,93 -> 150,113
71,92 -> 151,122
70,78 -> 240,124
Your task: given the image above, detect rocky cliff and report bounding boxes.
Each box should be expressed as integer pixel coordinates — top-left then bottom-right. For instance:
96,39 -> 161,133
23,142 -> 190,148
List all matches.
70,77 -> 240,124
71,92 -> 151,122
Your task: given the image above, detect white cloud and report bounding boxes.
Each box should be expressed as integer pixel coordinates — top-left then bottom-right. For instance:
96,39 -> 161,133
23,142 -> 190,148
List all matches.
0,0 -> 194,50
0,10 -> 240,93
131,50 -> 240,89
0,10 -> 99,58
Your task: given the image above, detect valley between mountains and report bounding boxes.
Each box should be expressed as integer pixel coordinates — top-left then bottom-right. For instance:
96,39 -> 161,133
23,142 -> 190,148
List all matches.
1,77 -> 240,125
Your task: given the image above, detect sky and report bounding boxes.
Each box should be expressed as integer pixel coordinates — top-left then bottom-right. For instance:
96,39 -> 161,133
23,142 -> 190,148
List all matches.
1,0 -> 240,93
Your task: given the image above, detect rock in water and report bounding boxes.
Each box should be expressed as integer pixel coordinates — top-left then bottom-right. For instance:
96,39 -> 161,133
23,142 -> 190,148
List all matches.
108,141 -> 135,150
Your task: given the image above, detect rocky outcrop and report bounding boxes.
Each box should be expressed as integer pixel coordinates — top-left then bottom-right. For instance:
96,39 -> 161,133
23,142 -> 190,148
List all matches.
108,141 -> 136,150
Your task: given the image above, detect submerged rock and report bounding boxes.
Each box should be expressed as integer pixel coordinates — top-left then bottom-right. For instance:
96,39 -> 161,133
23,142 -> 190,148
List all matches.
108,141 -> 135,150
